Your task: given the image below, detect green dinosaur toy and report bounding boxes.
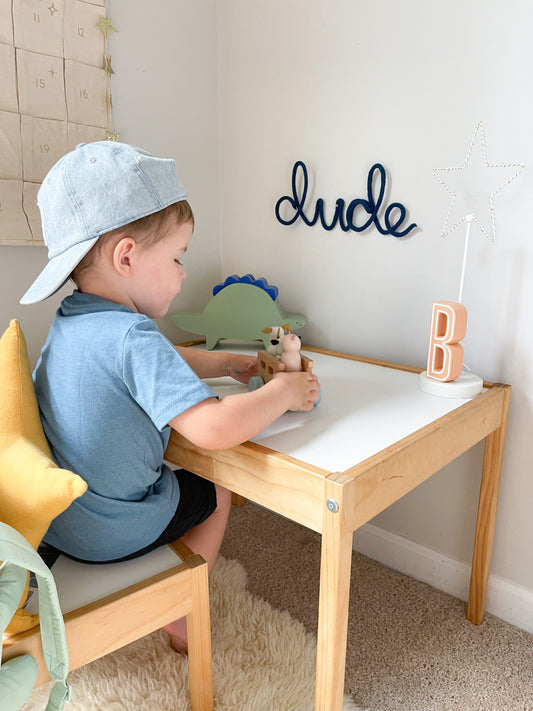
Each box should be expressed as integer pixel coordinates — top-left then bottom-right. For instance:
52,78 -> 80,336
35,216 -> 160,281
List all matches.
171,274 -> 305,350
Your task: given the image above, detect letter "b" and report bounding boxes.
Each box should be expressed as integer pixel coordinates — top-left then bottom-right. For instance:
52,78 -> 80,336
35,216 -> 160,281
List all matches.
426,301 -> 467,382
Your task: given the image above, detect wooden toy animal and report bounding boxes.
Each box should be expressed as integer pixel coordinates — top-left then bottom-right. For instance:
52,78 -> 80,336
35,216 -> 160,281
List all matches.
172,275 -> 305,350
248,341 -> 321,407
280,333 -> 302,372
262,325 -> 290,356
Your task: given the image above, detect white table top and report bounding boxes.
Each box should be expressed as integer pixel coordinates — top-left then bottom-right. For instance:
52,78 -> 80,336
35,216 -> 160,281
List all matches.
200,344 -> 476,473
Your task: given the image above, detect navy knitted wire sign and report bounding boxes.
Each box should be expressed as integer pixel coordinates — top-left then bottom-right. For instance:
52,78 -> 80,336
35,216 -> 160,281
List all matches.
275,161 -> 417,237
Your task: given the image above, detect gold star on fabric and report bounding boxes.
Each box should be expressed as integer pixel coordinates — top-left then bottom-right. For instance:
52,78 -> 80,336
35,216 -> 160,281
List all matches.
433,121 -> 525,241
48,3 -> 58,15
97,16 -> 118,39
106,130 -> 120,141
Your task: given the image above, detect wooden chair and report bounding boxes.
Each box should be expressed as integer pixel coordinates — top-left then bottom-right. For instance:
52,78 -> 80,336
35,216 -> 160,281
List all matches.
0,320 -> 213,710
2,538 -> 214,711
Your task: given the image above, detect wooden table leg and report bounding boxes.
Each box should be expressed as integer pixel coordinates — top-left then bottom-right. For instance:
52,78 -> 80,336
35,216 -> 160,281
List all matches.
315,473 -> 356,711
186,553 -> 214,711
231,493 -> 246,506
467,384 -> 511,625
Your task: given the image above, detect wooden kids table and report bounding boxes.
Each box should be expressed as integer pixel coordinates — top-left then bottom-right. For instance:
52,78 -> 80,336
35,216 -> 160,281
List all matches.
164,344 -> 511,711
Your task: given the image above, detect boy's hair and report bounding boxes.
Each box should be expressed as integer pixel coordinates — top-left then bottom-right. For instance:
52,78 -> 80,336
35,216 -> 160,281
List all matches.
71,200 -> 193,286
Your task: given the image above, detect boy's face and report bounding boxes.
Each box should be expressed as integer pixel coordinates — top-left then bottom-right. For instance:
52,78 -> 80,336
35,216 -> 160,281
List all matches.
129,221 -> 192,319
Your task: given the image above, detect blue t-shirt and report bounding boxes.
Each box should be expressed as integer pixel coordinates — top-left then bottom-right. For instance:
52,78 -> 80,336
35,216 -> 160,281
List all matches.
34,291 -> 217,561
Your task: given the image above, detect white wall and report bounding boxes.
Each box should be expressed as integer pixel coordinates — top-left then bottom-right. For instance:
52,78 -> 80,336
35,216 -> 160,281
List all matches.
1,0 -> 220,364
0,247 -> 72,366
107,0 -> 220,342
217,0 -> 533,623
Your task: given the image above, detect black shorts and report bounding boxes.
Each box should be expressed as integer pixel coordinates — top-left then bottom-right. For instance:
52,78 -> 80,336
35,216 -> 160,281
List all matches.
39,469 -> 217,566
143,468 -> 217,553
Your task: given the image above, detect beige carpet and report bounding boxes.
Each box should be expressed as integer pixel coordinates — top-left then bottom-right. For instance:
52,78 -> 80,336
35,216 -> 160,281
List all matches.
220,502 -> 533,711
23,555 -> 363,711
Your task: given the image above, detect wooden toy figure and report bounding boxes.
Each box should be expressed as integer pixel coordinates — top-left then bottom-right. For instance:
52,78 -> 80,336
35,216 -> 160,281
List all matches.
262,325 -> 290,356
248,336 -> 320,407
172,275 -> 305,350
280,333 -> 302,372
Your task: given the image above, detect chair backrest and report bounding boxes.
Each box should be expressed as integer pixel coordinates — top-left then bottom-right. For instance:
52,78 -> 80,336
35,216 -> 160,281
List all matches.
0,522 -> 71,711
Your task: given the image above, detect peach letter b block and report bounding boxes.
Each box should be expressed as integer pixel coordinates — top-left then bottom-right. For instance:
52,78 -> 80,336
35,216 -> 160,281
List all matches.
426,301 -> 467,382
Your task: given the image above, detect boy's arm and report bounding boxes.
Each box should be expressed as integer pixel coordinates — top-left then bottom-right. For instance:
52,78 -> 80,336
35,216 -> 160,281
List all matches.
175,346 -> 256,383
169,371 -> 320,450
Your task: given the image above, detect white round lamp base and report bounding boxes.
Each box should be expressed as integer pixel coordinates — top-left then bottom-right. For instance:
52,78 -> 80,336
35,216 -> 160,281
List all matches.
418,370 -> 484,398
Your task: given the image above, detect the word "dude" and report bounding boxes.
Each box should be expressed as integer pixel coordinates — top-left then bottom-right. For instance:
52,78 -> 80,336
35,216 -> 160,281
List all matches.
275,161 -> 417,237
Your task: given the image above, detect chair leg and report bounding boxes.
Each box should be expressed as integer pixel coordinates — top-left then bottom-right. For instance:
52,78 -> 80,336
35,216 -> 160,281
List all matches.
185,553 -> 214,711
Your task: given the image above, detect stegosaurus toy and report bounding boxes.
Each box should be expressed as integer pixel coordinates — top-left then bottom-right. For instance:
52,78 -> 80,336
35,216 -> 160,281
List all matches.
171,274 -> 305,350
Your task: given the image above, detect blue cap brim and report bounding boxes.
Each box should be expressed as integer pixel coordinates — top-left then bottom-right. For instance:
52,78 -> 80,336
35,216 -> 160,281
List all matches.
20,236 -> 99,305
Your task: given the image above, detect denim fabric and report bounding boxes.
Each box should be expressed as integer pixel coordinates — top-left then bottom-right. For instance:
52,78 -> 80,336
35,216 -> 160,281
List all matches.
20,141 -> 187,304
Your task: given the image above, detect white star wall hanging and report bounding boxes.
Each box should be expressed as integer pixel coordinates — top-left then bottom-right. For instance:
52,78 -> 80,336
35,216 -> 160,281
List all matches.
433,121 -> 525,242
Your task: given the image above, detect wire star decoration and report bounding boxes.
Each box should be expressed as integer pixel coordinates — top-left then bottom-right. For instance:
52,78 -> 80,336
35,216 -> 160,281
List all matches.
433,121 -> 525,241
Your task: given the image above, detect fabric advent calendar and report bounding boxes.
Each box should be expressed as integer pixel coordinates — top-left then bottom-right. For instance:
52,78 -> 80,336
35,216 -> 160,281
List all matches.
0,0 -> 115,245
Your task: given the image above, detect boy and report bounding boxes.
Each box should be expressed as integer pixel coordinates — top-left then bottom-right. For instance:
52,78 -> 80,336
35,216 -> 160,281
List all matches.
20,141 -> 320,650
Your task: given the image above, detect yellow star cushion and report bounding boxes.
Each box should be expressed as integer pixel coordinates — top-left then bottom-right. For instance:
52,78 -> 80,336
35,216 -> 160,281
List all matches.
0,320 -> 87,634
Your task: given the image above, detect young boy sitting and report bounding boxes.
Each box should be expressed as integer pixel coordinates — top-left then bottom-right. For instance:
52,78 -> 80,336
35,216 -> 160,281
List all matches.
20,141 -> 320,651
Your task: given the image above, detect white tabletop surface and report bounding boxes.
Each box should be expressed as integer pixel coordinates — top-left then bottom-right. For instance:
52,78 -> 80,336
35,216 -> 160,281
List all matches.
200,344 -> 476,473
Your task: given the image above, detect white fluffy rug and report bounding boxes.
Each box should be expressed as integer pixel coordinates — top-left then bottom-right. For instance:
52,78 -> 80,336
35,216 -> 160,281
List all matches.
23,557 -> 364,711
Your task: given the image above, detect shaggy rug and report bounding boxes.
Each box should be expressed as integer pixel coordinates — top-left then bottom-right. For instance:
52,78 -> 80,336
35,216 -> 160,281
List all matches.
23,557 -> 364,711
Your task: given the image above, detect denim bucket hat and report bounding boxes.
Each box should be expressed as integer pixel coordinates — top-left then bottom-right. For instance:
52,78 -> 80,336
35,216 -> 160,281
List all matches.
20,141 -> 187,305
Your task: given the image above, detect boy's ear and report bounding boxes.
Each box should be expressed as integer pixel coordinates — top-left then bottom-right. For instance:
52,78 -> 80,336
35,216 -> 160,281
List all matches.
112,237 -> 137,276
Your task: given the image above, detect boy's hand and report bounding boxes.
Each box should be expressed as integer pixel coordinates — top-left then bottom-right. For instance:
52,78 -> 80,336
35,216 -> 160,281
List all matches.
171,366 -> 321,450
228,355 -> 257,384
273,371 -> 321,411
